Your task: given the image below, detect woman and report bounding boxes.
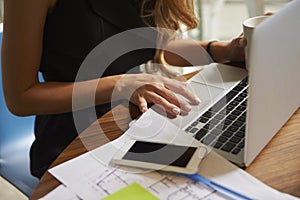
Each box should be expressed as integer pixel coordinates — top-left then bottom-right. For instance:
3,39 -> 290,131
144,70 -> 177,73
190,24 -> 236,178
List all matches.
2,0 -> 246,178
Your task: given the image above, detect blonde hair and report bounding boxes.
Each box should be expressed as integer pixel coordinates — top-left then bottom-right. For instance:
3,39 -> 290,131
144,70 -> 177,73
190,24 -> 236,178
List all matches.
140,0 -> 198,31
139,0 -> 198,77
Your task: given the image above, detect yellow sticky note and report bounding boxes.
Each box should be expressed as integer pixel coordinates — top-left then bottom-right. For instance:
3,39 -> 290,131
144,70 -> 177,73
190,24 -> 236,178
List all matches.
102,183 -> 159,200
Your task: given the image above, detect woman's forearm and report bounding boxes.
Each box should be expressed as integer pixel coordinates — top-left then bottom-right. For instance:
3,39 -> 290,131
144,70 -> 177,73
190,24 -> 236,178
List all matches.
4,76 -> 119,116
163,39 -> 245,66
201,41 -> 230,63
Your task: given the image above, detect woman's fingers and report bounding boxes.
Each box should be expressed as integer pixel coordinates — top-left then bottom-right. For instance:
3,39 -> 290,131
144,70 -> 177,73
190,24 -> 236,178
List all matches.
134,82 -> 197,117
162,78 -> 201,105
225,37 -> 246,62
152,83 -> 192,112
144,90 -> 181,117
236,37 -> 247,47
126,74 -> 200,107
138,95 -> 148,113
128,74 -> 201,116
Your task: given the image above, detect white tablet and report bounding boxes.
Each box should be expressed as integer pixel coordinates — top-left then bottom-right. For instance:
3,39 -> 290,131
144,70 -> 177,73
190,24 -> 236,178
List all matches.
111,140 -> 207,174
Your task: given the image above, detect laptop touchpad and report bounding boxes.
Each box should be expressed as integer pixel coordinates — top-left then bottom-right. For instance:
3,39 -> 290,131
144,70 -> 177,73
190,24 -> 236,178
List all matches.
167,81 -> 225,128
188,81 -> 224,110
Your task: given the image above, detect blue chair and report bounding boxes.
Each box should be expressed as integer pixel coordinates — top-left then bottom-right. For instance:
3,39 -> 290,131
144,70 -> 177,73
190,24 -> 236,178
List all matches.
0,25 -> 39,196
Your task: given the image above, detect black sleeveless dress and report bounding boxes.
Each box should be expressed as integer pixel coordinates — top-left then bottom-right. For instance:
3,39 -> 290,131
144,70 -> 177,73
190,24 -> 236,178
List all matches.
30,0 -> 156,178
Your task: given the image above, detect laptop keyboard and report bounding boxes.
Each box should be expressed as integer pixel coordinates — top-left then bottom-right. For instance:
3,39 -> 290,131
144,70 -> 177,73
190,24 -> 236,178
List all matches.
185,77 -> 248,155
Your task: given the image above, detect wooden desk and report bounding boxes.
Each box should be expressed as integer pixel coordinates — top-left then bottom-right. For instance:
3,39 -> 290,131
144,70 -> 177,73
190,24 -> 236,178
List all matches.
29,71 -> 300,199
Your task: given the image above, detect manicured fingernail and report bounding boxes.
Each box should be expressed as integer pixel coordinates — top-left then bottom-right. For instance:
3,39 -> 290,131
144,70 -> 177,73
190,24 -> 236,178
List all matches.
141,107 -> 148,113
195,97 -> 201,104
172,107 -> 181,115
184,104 -> 192,111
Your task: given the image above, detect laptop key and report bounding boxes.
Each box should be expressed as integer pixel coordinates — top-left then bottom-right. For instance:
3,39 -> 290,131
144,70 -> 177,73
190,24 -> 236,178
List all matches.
229,136 -> 242,144
210,129 -> 222,136
194,129 -> 208,141
225,105 -> 235,111
209,118 -> 220,126
232,121 -> 244,127
232,110 -> 242,116
198,116 -> 209,123
227,126 -> 239,132
232,148 -> 241,155
191,121 -> 199,127
185,126 -> 193,132
239,78 -> 248,86
235,131 -> 245,138
236,105 -> 246,112
239,93 -> 248,99
201,135 -> 216,145
214,114 -> 225,120
232,85 -> 244,92
226,114 -> 236,121
229,101 -> 239,107
234,96 -> 244,102
213,142 -> 223,149
189,128 -> 198,134
215,123 -> 227,130
226,90 -> 239,101
240,125 -> 246,132
238,116 -> 246,122
219,109 -> 229,115
241,100 -> 247,107
203,111 -> 213,118
222,130 -> 233,137
238,140 -> 245,148
221,142 -> 236,152
223,119 -> 233,126
203,124 -> 213,130
217,136 -> 228,143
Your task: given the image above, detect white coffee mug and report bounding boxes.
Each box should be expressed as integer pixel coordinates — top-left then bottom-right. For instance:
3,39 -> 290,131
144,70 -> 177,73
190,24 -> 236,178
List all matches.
243,16 -> 269,70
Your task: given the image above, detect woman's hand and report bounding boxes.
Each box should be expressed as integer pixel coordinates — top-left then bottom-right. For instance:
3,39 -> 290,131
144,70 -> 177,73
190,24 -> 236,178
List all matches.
225,36 -> 247,63
114,74 -> 201,117
202,37 -> 246,63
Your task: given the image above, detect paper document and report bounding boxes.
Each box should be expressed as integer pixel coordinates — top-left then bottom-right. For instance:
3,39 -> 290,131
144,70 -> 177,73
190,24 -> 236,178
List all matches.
49,109 -> 299,200
38,185 -> 81,200
50,151 -> 241,200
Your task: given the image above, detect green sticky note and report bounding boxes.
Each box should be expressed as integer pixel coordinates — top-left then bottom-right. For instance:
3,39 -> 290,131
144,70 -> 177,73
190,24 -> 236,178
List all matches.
102,183 -> 159,200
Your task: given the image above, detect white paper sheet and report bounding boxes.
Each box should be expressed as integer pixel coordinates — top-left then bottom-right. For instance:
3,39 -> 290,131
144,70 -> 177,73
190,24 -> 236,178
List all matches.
38,185 -> 81,200
49,109 -> 299,200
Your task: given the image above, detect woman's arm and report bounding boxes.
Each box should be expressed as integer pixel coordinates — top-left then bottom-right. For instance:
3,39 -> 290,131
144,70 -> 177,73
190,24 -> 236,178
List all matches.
163,37 -> 246,66
2,0 -> 199,117
2,0 -> 101,116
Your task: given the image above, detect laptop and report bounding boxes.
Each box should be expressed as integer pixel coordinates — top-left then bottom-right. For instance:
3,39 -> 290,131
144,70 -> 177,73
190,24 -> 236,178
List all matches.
167,0 -> 300,167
